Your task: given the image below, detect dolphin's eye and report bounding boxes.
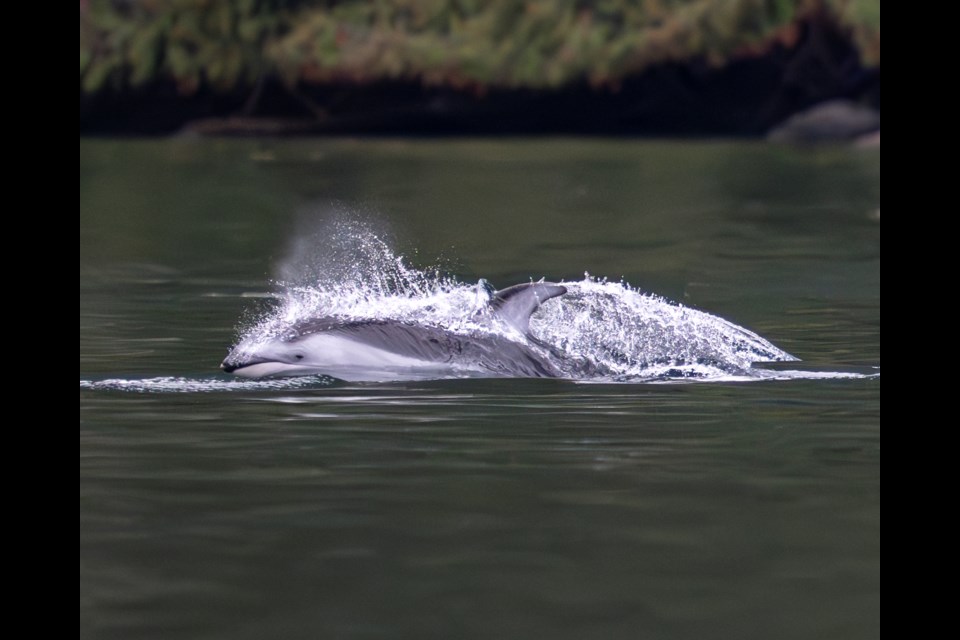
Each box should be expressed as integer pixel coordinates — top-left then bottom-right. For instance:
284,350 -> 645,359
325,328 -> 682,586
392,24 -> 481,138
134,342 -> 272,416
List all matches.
295,354 -> 304,360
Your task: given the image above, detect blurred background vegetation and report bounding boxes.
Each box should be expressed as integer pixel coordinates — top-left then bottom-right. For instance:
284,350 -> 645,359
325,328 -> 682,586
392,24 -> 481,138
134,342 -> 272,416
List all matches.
80,0 -> 880,135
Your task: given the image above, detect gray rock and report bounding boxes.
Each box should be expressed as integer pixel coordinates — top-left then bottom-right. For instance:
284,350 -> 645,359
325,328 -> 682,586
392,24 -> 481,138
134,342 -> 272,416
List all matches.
768,100 -> 880,143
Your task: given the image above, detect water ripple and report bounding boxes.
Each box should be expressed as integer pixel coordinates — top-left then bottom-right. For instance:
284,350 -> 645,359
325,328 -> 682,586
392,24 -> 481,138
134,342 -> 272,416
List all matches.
79,375 -> 337,393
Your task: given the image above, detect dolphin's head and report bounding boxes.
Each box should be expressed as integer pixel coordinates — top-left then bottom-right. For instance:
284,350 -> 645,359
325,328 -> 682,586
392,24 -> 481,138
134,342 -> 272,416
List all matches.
221,334 -> 325,377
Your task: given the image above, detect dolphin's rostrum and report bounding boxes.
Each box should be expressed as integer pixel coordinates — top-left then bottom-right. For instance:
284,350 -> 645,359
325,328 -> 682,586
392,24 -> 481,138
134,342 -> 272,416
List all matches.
221,282 -> 570,380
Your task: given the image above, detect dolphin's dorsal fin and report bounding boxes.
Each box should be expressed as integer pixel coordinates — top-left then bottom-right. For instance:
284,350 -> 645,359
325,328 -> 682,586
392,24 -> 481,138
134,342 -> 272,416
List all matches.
490,282 -> 567,333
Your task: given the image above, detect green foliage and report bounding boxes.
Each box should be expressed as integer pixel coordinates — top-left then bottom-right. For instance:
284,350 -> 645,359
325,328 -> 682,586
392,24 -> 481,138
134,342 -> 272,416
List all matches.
80,0 -> 295,94
80,0 -> 880,96
827,0 -> 880,64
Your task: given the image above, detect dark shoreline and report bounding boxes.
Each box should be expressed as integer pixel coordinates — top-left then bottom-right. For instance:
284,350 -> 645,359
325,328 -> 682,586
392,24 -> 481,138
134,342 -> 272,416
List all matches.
81,18 -> 878,138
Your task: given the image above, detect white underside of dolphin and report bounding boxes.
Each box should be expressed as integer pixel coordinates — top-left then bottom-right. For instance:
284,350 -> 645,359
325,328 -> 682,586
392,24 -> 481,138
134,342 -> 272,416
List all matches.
225,333 -> 453,379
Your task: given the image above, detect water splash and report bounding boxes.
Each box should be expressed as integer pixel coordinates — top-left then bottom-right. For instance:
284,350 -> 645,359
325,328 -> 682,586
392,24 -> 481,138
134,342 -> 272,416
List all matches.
530,277 -> 797,380
208,218 -> 876,384
236,216 -> 489,355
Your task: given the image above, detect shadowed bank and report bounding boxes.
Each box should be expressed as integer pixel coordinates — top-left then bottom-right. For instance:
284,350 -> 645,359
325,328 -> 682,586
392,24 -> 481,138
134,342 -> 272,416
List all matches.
80,0 -> 879,136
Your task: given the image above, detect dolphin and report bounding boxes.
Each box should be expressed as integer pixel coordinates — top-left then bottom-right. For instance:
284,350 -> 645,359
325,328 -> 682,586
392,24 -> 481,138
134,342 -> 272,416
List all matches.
221,282 -> 570,380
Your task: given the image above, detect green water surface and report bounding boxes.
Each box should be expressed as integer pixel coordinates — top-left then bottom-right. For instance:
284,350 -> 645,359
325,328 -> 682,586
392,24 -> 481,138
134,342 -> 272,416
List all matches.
80,139 -> 880,639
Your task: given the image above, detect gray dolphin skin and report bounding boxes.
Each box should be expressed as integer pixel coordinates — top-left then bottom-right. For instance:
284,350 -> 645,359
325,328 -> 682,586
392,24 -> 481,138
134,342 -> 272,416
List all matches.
221,282 -> 569,380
